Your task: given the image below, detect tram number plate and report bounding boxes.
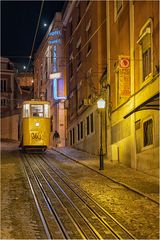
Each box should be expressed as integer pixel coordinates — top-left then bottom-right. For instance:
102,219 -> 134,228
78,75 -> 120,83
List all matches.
31,132 -> 44,140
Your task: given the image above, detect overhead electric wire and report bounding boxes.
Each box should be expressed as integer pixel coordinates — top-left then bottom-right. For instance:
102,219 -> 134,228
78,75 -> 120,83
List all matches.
18,0 -> 44,100
26,0 -> 44,73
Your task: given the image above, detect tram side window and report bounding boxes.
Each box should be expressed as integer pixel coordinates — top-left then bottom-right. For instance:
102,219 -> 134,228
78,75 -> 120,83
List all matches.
23,104 -> 30,117
44,104 -> 50,118
31,105 -> 44,117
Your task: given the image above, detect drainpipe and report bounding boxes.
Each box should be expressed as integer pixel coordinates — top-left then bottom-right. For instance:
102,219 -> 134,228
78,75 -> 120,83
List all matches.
130,1 -> 137,168
106,1 -> 111,161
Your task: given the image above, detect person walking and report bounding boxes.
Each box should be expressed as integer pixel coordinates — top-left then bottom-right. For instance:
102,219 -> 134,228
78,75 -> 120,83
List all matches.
53,130 -> 60,147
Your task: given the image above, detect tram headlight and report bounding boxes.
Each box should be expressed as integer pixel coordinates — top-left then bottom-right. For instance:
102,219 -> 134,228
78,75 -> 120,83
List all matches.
35,122 -> 40,127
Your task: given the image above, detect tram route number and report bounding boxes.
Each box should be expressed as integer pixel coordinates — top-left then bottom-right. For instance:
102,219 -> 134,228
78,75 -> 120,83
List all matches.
31,132 -> 44,140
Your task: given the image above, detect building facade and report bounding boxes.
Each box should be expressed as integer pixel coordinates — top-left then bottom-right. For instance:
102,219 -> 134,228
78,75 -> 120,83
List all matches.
0,57 -> 21,140
34,13 -> 67,147
62,0 -> 159,176
0,57 -> 16,115
63,1 -> 107,155
106,0 -> 159,176
16,72 -> 34,108
33,1 -> 159,176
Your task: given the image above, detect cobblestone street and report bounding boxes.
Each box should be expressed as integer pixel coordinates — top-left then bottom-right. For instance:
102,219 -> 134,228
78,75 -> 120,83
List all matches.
1,141 -> 159,239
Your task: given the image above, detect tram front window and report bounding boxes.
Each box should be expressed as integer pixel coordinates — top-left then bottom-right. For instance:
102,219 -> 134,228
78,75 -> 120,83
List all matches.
31,105 -> 43,117
23,104 -> 30,117
44,104 -> 50,118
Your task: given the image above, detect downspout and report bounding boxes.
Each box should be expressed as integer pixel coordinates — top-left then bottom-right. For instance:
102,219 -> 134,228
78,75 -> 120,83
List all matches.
130,1 -> 137,168
106,1 -> 111,161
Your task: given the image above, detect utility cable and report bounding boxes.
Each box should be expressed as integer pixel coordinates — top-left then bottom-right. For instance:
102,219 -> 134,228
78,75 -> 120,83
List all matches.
26,0 -> 44,73
22,0 -> 44,100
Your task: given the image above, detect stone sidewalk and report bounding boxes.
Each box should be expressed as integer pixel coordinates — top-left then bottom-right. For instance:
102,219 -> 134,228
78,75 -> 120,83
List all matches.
52,147 -> 159,204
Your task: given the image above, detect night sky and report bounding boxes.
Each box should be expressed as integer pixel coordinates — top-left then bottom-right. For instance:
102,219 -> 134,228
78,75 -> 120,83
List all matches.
1,0 -> 65,71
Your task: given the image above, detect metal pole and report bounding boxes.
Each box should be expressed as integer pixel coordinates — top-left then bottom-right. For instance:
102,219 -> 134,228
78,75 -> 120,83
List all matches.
99,111 -> 104,170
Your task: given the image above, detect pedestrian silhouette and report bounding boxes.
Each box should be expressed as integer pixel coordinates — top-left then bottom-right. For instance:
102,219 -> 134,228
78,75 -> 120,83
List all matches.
53,130 -> 60,147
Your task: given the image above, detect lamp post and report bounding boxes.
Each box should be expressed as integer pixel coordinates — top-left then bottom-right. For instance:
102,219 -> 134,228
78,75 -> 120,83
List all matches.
97,98 -> 106,170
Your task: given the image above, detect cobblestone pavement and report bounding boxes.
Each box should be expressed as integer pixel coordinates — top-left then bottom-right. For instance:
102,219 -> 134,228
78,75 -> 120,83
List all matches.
48,146 -> 159,239
52,146 -> 159,203
1,141 -> 159,239
50,146 -> 159,239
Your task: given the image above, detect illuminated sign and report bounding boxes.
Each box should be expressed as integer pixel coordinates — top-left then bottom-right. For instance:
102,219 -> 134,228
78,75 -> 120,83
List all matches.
50,38 -> 66,100
48,29 -> 61,45
53,79 -> 66,100
49,72 -> 61,79
118,56 -> 130,97
49,39 -> 61,45
49,30 -> 61,36
119,58 -> 130,68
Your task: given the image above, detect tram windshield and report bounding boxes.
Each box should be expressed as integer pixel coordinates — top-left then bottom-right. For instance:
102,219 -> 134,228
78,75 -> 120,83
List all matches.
31,105 -> 44,117
23,103 -> 50,118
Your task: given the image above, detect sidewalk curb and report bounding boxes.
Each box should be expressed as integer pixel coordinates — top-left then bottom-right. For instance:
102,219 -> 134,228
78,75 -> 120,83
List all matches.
52,148 -> 159,205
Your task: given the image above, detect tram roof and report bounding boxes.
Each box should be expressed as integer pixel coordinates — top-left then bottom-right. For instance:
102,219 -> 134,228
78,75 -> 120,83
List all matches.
23,100 -> 50,105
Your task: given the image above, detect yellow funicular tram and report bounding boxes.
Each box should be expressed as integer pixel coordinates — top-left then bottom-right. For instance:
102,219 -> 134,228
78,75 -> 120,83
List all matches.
21,100 -> 50,151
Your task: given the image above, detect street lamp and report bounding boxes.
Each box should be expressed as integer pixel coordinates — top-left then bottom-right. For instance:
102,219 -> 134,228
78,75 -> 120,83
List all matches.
97,98 -> 106,170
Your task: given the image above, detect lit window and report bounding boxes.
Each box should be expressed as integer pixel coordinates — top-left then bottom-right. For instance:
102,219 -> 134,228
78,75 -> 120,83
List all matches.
31,105 -> 43,117
44,104 -> 50,118
143,119 -> 153,147
23,104 -> 30,118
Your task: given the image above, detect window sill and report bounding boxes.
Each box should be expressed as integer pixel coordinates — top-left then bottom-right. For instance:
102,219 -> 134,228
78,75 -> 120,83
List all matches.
141,144 -> 154,152
141,73 -> 153,88
77,63 -> 82,72
69,76 -> 73,82
85,2 -> 91,12
86,49 -> 92,58
86,131 -> 95,139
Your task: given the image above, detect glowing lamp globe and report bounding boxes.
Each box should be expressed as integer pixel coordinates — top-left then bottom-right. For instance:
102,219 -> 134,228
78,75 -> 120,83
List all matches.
97,99 -> 105,109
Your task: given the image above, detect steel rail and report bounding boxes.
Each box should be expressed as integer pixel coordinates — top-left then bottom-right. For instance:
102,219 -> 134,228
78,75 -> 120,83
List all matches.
38,154 -> 137,240
30,154 -> 104,240
23,154 -> 70,239
22,155 -> 52,239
